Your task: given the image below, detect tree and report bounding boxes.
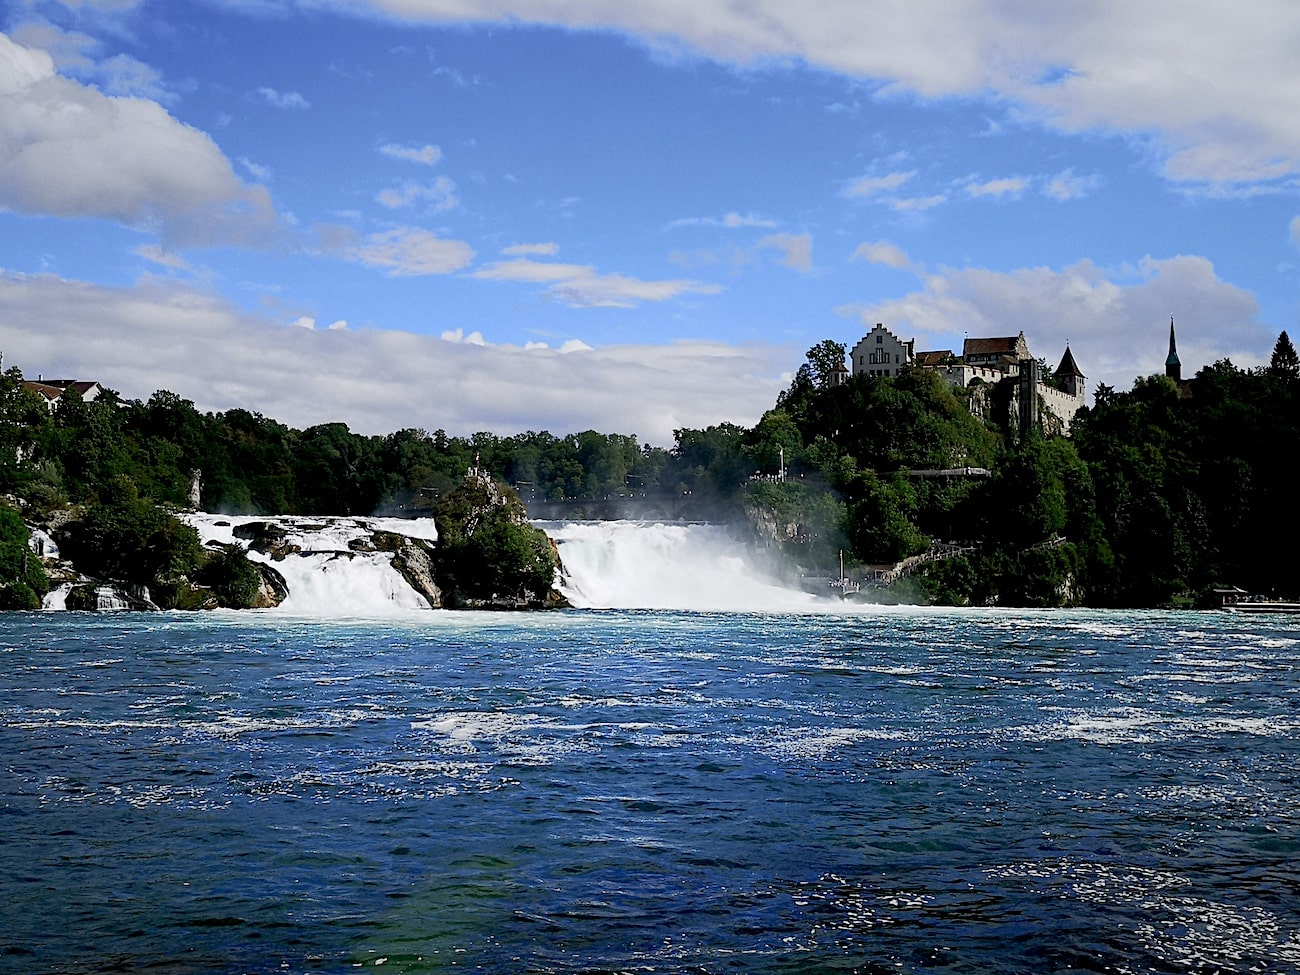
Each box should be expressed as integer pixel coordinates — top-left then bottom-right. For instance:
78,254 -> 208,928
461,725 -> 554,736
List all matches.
58,476 -> 202,600
1268,330 -> 1299,383
805,339 -> 848,390
0,505 -> 49,609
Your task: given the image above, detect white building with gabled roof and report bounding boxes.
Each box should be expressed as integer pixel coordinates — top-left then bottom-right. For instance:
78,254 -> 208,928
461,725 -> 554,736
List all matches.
849,323 -> 914,379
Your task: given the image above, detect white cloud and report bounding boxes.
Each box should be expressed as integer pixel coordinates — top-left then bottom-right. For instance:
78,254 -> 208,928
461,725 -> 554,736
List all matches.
376,175 -> 459,211
891,193 -> 947,212
379,142 -> 442,165
1044,169 -> 1101,201
844,170 -> 914,200
757,232 -> 812,271
257,86 -> 309,110
8,21 -> 97,72
502,242 -> 559,256
0,33 -> 281,247
844,255 -> 1271,395
343,1 -> 1300,189
549,273 -> 721,308
134,244 -> 191,270
474,258 -> 593,284
441,327 -> 487,344
96,53 -> 170,100
1290,215 -> 1300,246
347,226 -> 475,276
0,270 -> 787,444
851,241 -> 911,269
965,176 -> 1029,199
239,157 -> 273,182
473,257 -> 722,307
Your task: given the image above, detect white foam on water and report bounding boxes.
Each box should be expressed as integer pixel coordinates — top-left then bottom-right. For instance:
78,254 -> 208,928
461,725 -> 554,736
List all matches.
543,520 -> 830,612
28,527 -> 60,559
41,583 -> 72,611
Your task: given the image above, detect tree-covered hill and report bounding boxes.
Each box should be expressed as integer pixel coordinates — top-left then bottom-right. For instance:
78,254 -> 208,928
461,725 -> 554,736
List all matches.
3,330 -> 1297,609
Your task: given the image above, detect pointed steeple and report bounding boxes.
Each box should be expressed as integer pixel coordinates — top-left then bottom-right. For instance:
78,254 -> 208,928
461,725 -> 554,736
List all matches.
1056,344 -> 1085,378
1054,344 -> 1085,398
1165,316 -> 1181,382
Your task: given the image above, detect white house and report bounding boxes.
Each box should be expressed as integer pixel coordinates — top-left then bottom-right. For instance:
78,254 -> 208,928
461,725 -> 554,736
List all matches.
850,324 -> 915,379
22,379 -> 103,409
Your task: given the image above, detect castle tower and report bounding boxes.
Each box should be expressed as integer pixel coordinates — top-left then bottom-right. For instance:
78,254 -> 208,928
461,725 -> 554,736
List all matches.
1054,344 -> 1086,398
1165,317 -> 1181,383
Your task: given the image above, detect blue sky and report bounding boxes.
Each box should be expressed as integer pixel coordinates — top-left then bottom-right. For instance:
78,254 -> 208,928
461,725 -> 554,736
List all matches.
1,0 -> 1297,444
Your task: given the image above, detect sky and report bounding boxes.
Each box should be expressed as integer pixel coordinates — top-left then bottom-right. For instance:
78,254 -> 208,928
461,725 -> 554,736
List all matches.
1,0 -> 1297,445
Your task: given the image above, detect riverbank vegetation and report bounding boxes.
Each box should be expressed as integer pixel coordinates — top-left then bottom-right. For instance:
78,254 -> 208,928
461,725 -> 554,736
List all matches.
2,331 -> 1296,608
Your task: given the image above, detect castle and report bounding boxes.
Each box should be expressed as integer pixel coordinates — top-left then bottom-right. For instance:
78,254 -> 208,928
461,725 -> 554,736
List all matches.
845,324 -> 1087,435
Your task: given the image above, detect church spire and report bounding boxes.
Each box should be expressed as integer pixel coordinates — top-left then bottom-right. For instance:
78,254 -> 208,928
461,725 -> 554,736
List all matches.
1165,316 -> 1181,382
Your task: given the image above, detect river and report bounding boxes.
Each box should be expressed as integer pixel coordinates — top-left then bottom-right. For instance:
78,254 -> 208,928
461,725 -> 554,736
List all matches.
2,606 -> 1298,973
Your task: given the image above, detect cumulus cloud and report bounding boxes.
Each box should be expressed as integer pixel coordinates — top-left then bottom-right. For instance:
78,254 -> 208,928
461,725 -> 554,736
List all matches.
842,255 -> 1271,395
0,271 -> 787,443
379,142 -> 442,165
258,86 -> 310,110
757,232 -> 812,271
851,241 -> 911,269
337,1 -> 1300,189
440,327 -> 487,344
376,175 -> 459,211
0,33 -> 281,247
473,256 -> 722,308
347,226 -> 475,275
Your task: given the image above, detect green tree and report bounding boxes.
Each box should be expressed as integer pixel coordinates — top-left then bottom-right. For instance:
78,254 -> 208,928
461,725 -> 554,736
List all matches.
58,476 -> 202,602
1268,330 -> 1299,384
805,339 -> 848,390
845,472 -> 927,563
0,505 -> 49,609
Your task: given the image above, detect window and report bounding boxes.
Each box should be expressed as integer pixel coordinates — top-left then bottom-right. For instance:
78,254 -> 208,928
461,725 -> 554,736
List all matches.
876,335 -> 883,344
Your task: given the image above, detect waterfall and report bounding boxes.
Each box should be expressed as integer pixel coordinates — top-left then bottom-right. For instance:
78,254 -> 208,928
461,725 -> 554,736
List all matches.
544,520 -> 825,612
45,515 -> 841,614
185,514 -> 438,613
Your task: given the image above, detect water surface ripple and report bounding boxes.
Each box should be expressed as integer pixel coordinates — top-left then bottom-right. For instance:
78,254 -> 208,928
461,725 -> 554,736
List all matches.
2,609 -> 1298,973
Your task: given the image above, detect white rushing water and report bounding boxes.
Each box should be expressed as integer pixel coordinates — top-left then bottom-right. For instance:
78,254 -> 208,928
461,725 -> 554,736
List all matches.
185,514 -> 438,613
47,514 -> 834,614
545,520 -> 827,612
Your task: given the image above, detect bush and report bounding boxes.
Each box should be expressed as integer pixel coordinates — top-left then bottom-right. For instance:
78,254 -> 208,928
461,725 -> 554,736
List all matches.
196,543 -> 263,608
